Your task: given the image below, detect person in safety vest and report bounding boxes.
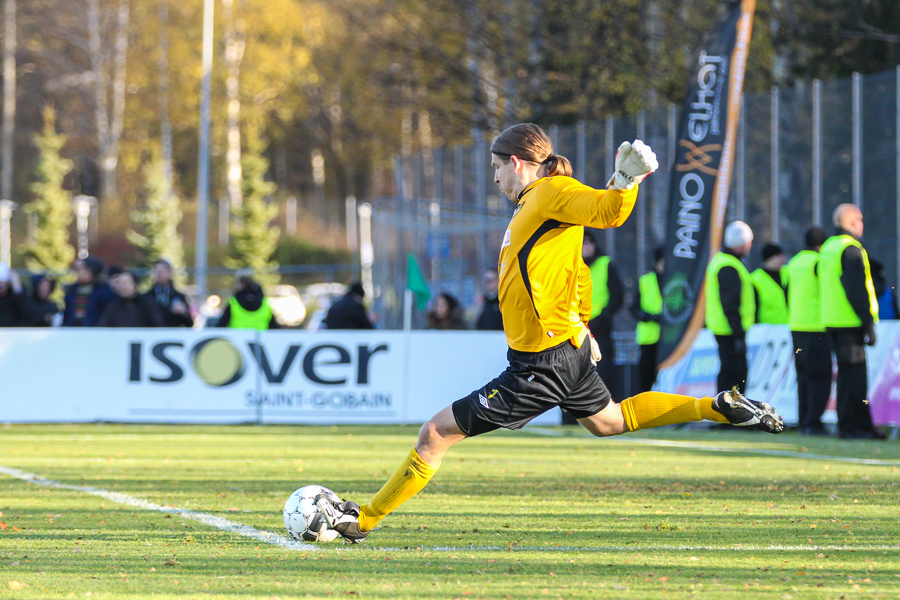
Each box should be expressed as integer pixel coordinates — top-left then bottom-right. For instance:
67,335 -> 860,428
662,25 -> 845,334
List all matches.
751,243 -> 788,324
630,246 -> 664,392
217,269 -> 278,330
819,204 -> 884,439
582,231 -> 623,398
706,220 -> 755,394
784,227 -> 831,436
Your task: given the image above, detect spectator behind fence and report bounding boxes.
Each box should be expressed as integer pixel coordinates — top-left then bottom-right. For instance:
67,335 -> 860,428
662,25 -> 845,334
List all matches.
144,259 -> 193,327
98,269 -> 163,327
582,231 -> 623,397
0,263 -> 29,327
28,274 -> 61,327
323,282 -> 374,330
705,220 -> 755,394
217,270 -> 278,330
426,292 -> 466,330
475,269 -> 503,331
819,203 -> 883,439
63,256 -> 115,327
869,258 -> 898,320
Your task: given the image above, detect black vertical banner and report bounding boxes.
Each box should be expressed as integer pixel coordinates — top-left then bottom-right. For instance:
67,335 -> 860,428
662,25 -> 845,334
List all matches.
658,0 -> 756,368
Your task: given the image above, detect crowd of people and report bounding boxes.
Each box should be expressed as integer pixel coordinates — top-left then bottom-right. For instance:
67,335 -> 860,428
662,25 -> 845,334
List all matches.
0,256 -> 197,329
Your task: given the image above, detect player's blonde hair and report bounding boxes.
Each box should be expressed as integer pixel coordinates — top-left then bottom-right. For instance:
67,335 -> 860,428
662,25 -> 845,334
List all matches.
490,123 -> 573,177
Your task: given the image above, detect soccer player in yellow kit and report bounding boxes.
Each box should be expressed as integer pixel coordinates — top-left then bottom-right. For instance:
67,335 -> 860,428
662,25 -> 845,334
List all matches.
319,123 -> 784,543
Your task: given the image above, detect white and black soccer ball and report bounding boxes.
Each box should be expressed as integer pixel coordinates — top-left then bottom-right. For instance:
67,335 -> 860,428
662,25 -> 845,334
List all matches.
283,485 -> 341,542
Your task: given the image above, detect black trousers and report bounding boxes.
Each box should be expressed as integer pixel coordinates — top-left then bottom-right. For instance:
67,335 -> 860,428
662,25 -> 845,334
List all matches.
828,328 -> 875,436
791,331 -> 832,430
638,343 -> 658,393
714,334 -> 748,393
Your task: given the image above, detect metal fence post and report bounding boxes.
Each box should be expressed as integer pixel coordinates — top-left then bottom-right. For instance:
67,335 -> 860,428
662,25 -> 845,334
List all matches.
474,130 -> 487,274
605,115 -> 615,258
812,79 -> 822,226
852,72 -> 862,210
771,86 -> 780,243
736,99 -> 746,222
576,120 -> 586,182
454,145 -> 464,205
549,124 -> 559,152
896,66 -> 900,291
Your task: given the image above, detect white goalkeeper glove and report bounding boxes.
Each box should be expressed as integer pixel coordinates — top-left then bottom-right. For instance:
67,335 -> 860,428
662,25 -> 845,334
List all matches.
607,139 -> 659,191
589,333 -> 602,365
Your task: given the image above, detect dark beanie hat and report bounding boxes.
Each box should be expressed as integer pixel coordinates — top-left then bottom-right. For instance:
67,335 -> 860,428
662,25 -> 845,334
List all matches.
805,226 -> 828,248
83,255 -> 105,276
349,282 -> 365,298
761,243 -> 784,262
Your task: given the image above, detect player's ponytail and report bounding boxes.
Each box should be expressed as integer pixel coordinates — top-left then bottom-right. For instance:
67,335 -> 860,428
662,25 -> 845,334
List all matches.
542,154 -> 572,177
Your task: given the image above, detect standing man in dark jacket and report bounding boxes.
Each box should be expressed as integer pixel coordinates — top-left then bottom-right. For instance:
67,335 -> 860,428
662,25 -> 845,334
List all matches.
63,256 -> 115,327
819,204 -> 884,439
217,270 -> 278,329
323,282 -> 374,330
0,264 -> 29,327
98,270 -> 164,327
784,227 -> 831,436
630,247 -> 664,392
144,259 -> 193,327
582,231 -> 623,397
751,243 -> 788,324
475,269 -> 503,331
706,221 -> 756,394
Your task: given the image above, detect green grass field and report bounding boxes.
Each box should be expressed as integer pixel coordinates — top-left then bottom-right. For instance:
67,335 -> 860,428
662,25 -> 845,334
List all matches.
0,423 -> 898,599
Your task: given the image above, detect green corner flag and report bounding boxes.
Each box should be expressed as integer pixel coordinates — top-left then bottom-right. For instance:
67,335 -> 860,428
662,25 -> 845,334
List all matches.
407,253 -> 431,311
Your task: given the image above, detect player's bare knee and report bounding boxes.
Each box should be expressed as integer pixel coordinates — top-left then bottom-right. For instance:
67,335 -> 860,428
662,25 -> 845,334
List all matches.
417,419 -> 448,450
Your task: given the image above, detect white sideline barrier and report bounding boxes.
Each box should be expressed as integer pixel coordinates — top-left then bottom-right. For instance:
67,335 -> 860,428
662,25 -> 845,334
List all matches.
3,326 -> 899,426
0,329 -> 560,425
656,323 -> 900,427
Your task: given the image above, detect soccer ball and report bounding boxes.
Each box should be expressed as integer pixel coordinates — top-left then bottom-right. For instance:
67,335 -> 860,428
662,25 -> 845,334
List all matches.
283,485 -> 341,542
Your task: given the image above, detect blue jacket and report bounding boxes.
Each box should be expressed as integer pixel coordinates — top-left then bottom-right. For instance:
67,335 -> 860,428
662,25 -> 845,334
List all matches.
63,281 -> 116,326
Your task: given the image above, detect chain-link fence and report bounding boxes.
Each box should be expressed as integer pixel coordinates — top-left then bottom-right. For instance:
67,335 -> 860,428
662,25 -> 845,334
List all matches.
371,67 -> 900,364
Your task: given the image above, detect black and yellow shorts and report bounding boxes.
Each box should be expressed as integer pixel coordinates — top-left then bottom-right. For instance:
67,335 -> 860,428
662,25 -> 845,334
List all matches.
451,338 -> 611,437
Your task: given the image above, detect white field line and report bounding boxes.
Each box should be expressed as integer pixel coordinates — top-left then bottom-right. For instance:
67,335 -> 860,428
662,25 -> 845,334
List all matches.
0,465 -> 316,552
526,427 -> 900,466
2,463 -> 897,554
365,543 -> 900,553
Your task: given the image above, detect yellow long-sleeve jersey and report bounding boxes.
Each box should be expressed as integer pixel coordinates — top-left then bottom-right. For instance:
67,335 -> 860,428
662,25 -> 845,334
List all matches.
498,176 -> 638,352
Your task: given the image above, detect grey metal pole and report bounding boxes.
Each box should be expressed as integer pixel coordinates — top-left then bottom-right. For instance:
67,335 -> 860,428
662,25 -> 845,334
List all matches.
575,120 -> 586,183
667,104 -> 677,171
474,130 -> 487,270
896,66 -> 900,292
771,86 -> 780,244
549,124 -> 559,152
736,99 -> 746,222
195,0 -> 214,300
605,115 -> 615,258
812,79 -> 822,226
454,145 -> 463,205
852,72 -> 862,211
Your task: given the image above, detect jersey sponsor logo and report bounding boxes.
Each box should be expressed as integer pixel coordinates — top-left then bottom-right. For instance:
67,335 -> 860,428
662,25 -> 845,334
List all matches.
502,229 -> 511,248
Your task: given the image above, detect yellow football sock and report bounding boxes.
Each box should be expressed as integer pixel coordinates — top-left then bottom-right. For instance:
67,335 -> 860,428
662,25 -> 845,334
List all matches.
620,392 -> 728,432
358,448 -> 440,532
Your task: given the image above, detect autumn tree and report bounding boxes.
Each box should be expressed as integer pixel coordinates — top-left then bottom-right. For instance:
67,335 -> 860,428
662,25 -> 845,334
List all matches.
22,107 -> 75,274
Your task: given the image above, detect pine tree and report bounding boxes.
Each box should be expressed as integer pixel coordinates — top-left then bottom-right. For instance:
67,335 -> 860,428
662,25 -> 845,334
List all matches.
22,107 -> 75,275
128,153 -> 185,283
226,118 -> 280,290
